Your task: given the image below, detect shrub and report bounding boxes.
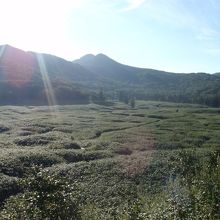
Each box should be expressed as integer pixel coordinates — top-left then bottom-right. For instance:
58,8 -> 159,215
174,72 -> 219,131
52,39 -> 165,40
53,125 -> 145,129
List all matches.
114,147 -> 133,155
0,167 -> 81,220
14,136 -> 52,146
0,125 -> 9,133
0,174 -> 20,204
0,151 -> 63,177
58,150 -> 112,163
63,142 -> 81,149
148,115 -> 168,119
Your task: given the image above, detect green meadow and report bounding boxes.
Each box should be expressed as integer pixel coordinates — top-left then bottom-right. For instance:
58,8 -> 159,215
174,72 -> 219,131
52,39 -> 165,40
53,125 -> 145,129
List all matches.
0,101 -> 219,219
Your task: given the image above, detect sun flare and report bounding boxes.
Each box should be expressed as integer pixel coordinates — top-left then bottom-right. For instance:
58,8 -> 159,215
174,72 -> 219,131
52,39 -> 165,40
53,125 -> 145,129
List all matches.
0,0 -> 82,58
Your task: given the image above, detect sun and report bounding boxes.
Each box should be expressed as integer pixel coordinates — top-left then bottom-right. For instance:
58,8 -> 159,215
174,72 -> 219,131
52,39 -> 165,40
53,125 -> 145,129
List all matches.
0,0 -> 82,58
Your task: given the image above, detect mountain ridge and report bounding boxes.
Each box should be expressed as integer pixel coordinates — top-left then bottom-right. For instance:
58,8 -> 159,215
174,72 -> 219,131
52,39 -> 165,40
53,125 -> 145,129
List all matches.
0,44 -> 212,75
0,44 -> 220,107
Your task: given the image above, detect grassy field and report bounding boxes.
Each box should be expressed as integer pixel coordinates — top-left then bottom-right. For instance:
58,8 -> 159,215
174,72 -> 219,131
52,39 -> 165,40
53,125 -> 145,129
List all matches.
0,101 -> 219,219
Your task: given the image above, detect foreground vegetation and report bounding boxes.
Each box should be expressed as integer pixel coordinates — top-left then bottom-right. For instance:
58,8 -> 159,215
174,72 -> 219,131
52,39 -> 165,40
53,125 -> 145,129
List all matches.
0,101 -> 219,219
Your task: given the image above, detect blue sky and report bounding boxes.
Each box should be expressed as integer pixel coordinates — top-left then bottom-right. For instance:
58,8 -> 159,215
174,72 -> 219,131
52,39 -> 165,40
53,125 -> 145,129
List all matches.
0,0 -> 220,73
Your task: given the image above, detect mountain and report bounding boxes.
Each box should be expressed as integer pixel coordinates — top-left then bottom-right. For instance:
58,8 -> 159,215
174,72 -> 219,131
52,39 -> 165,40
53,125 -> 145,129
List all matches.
74,53 -> 220,106
74,53 -> 208,87
0,45 -> 99,105
1,44 -> 220,106
74,53 -> 170,83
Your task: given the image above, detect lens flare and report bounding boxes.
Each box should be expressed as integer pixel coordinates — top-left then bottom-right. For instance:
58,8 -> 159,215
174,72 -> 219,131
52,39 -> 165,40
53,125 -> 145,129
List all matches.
0,45 -> 6,59
0,45 -> 34,87
0,45 -> 6,79
36,53 -> 59,118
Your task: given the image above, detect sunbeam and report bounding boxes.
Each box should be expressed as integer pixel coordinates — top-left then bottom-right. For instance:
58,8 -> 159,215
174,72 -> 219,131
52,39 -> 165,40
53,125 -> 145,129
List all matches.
0,45 -> 5,59
36,53 -> 59,118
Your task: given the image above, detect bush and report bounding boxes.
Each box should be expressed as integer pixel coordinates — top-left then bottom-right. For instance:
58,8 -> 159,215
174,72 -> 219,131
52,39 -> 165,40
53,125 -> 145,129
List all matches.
0,167 -> 81,220
0,174 -> 20,204
63,142 -> 81,149
57,150 -> 112,163
14,136 -> 53,146
114,147 -> 133,155
0,125 -> 9,133
0,151 -> 63,177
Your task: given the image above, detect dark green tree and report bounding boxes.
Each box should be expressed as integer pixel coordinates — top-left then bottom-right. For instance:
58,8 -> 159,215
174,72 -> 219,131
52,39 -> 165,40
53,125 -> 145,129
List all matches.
130,97 -> 135,108
118,91 -> 129,104
98,88 -> 105,104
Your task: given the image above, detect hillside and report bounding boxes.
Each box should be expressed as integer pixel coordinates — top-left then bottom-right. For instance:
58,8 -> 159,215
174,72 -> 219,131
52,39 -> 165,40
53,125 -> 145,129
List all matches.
1,44 -> 220,106
75,53 -> 220,106
0,45 -> 97,105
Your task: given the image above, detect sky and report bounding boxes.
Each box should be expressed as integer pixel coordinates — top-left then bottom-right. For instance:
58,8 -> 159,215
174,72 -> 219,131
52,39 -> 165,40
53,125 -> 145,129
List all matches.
0,0 -> 220,73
